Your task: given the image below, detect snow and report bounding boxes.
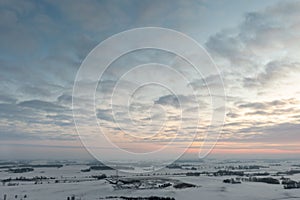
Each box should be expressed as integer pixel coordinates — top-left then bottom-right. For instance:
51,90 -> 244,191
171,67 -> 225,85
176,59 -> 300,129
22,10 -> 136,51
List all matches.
1,159 -> 300,200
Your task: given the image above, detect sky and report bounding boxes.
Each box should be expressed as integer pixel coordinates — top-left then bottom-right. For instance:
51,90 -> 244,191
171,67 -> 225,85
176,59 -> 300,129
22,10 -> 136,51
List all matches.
0,0 -> 300,160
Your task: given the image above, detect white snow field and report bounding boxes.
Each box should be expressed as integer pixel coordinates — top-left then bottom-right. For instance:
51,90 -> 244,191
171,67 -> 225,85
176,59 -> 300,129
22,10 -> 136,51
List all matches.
1,159 -> 300,200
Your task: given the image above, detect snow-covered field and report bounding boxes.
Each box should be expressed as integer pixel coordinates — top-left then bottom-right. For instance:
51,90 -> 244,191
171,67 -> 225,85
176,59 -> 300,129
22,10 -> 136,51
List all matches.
1,159 -> 300,200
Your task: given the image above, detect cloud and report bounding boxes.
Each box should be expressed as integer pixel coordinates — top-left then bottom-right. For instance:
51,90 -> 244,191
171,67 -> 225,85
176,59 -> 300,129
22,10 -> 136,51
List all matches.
226,112 -> 240,118
243,60 -> 300,88
96,109 -> 115,122
234,123 -> 300,144
0,94 -> 17,104
46,114 -> 74,127
0,100 -> 75,141
206,0 -> 300,93
18,100 -> 67,113
237,98 -> 298,110
202,1 -> 300,148
238,102 -> 267,109
187,73 -> 225,92
57,93 -> 72,105
154,94 -> 180,108
0,0 -> 299,156
0,103 -> 34,121
154,94 -> 198,108
0,0 -> 39,57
